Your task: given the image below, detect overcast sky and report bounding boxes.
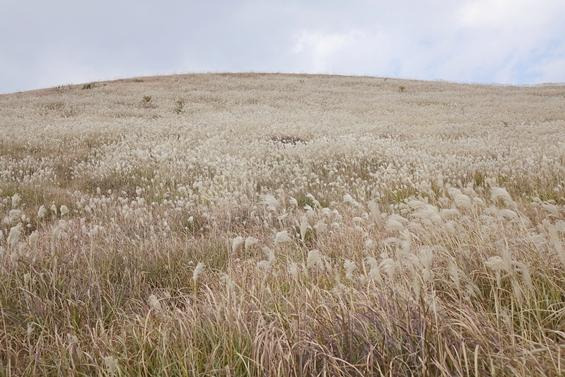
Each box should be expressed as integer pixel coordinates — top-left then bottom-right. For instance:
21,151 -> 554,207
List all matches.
1,0 -> 565,93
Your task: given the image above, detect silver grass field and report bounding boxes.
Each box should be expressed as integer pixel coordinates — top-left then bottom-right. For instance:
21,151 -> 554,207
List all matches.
0,73 -> 563,376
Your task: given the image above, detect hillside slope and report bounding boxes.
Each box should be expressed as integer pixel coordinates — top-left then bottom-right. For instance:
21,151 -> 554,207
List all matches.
0,74 -> 564,376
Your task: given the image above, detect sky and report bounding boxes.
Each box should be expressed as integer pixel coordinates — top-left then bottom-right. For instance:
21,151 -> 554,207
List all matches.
1,0 -> 565,93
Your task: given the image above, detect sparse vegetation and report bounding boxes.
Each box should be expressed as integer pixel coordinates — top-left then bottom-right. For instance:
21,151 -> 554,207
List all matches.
0,73 -> 563,376
141,95 -> 154,108
269,134 -> 308,145
174,98 -> 185,114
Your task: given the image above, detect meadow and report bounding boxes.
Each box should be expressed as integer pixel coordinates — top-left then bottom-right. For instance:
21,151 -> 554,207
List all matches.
0,73 -> 563,376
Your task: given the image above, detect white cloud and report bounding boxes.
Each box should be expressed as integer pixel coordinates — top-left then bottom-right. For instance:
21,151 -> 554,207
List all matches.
1,0 -> 564,92
291,30 -> 394,74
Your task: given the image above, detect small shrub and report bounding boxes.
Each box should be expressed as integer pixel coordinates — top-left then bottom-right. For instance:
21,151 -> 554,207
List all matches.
141,95 -> 155,108
82,83 -> 95,90
399,85 -> 406,93
270,135 -> 307,146
174,98 -> 185,114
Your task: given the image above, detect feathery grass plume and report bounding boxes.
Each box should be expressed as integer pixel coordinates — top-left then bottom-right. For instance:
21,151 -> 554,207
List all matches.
515,261 -> 534,292
418,247 -> 434,270
28,231 -> 39,246
3,209 -> 22,225
379,257 -> 396,279
274,230 -> 291,244
37,205 -> 47,219
192,262 -> 205,282
305,193 -> 320,208
67,333 -> 79,346
260,194 -> 279,211
103,356 -> 119,376
367,199 -> 381,221
447,259 -> 461,290
411,203 -> 442,224
288,196 -> 298,207
385,217 -> 404,232
257,247 -> 276,272
352,216 -> 364,225
439,208 -> 460,219
491,186 -> 515,208
307,249 -> 324,271
60,205 -> 69,217
299,215 -> 310,241
11,193 -> 21,208
288,262 -> 299,279
497,208 -> 518,220
262,246 -> 275,263
484,255 -> 506,288
7,224 -> 22,250
540,202 -> 559,217
365,256 -> 382,282
407,199 -> 426,209
344,259 -> 357,280
386,214 -> 407,231
52,220 -> 68,240
256,246 -> 273,268
447,187 -> 472,209
231,236 -> 244,253
256,260 -> 272,272
313,220 -> 327,234
343,193 -> 361,208
244,236 -> 258,249
50,204 -> 57,216
220,273 -> 236,292
547,223 -> 564,266
147,294 -> 162,311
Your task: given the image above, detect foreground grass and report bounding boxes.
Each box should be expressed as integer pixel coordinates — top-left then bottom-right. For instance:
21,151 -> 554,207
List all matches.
1,183 -> 563,376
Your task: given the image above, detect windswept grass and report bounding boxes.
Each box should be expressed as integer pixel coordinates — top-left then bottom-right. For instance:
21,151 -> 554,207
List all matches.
0,73 -> 563,376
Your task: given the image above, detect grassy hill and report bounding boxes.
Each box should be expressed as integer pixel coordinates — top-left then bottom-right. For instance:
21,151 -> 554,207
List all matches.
0,73 -> 564,376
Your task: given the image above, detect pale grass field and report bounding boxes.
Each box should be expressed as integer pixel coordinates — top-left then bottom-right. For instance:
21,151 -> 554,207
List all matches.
0,73 -> 564,376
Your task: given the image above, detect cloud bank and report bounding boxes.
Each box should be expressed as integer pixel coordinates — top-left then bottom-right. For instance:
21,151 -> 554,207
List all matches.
1,0 -> 564,93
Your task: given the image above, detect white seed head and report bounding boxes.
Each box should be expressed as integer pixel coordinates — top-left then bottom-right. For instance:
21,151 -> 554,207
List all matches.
307,249 -> 324,270
231,236 -> 245,253
37,205 -> 47,219
7,224 -> 22,250
484,256 -> 506,272
147,294 -> 162,311
244,236 -> 259,249
262,246 -> 275,263
288,262 -> 299,279
60,205 -> 69,217
491,187 -> 515,207
274,230 -> 292,244
192,262 -> 205,282
11,193 -> 21,208
103,356 -> 119,376
344,259 -> 357,280
260,194 -> 280,211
